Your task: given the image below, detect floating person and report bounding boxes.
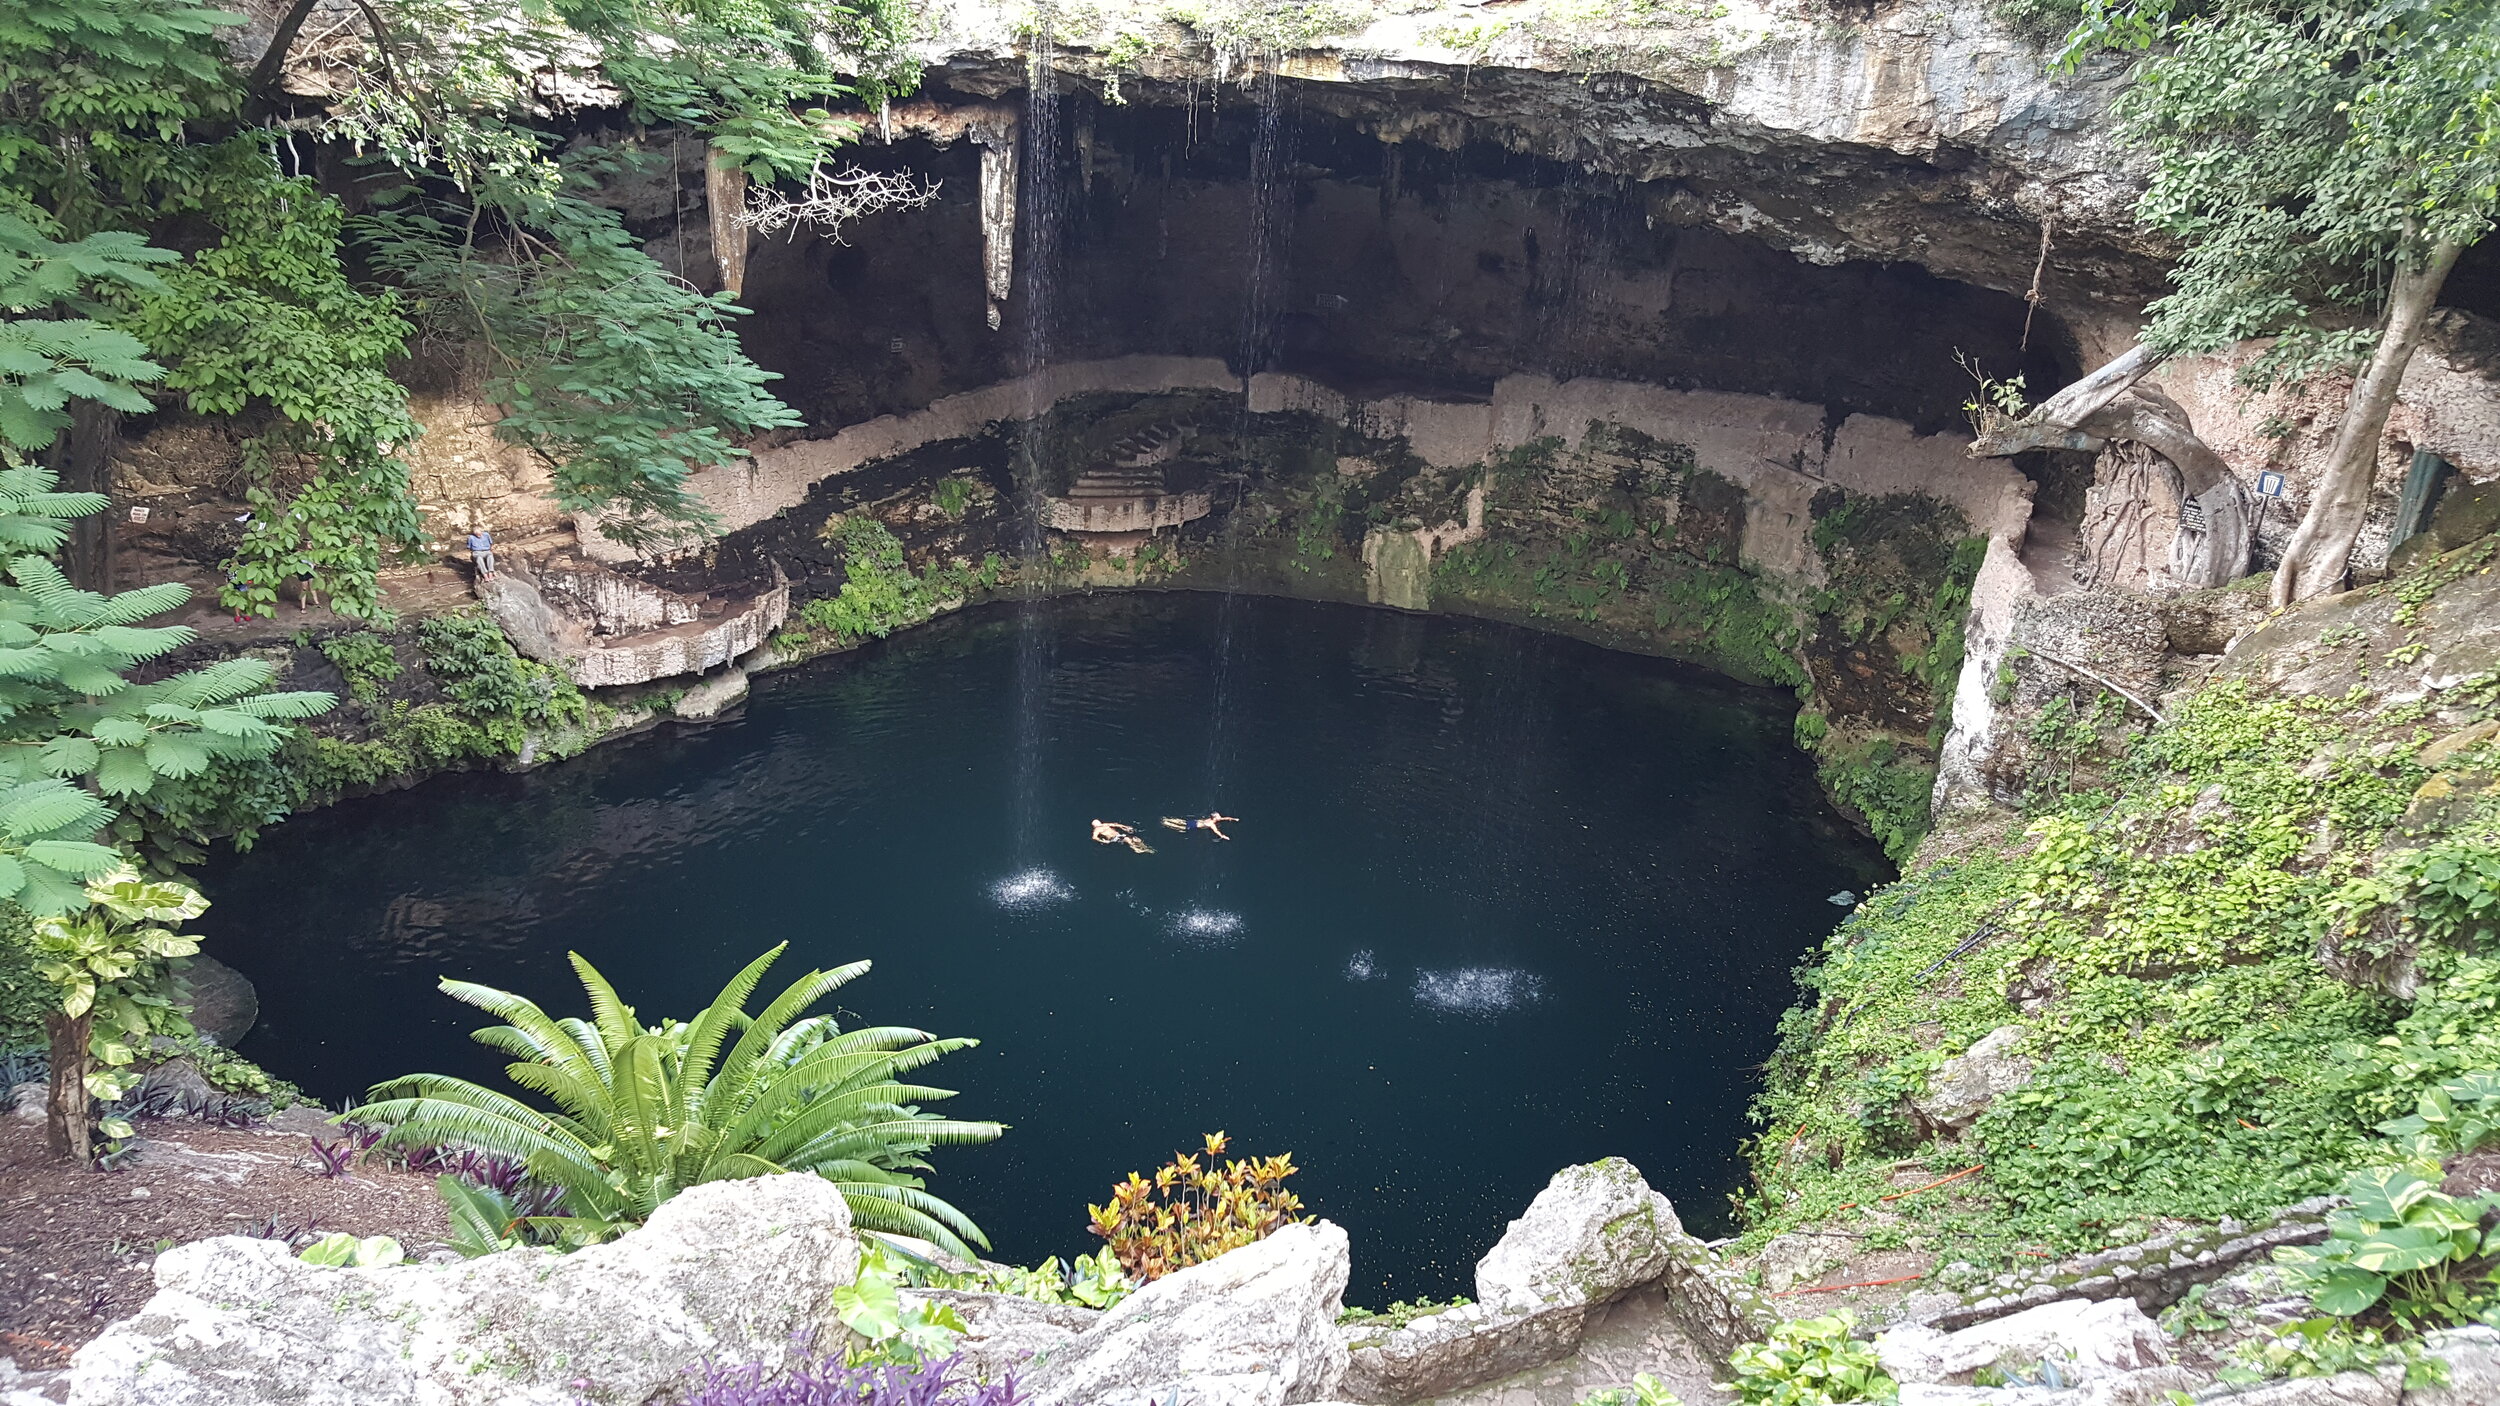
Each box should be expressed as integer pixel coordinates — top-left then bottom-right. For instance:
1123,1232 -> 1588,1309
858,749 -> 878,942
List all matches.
1161,813 -> 1239,840
1091,819 -> 1154,854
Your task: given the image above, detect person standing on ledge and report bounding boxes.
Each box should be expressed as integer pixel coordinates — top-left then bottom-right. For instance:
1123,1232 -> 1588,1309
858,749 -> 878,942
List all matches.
466,525 -> 496,578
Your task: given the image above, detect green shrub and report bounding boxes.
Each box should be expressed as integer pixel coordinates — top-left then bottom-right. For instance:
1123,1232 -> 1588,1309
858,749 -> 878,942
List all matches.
416,609 -> 589,733
318,631 -> 402,706
800,517 -> 974,642
1729,1312 -> 1896,1405
360,944 -> 1001,1255
2273,1160 -> 2500,1328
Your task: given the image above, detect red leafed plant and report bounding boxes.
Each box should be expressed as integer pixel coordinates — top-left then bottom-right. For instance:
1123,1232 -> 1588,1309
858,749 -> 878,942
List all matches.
1086,1132 -> 1310,1282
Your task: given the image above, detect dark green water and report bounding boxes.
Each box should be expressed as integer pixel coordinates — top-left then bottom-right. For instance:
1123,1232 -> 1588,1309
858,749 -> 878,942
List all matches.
198,592 -> 1884,1300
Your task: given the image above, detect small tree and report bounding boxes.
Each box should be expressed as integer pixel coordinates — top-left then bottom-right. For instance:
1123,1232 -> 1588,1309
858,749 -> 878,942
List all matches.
29,868 -> 206,1160
2067,0 -> 2500,602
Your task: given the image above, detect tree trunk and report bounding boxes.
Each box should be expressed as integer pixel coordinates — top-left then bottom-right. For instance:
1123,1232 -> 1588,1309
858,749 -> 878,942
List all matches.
44,1009 -> 92,1163
44,400 -> 120,591
2272,241 -> 2465,607
246,0 -> 324,108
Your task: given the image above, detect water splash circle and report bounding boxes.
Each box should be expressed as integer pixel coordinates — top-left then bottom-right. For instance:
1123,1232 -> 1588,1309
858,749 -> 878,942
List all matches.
990,868 -> 1075,911
1345,949 -> 1379,981
1167,907 -> 1246,946
1412,967 -> 1542,1017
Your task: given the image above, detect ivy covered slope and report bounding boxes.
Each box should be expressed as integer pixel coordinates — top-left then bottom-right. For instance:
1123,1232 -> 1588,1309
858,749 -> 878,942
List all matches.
1744,534 -> 2500,1282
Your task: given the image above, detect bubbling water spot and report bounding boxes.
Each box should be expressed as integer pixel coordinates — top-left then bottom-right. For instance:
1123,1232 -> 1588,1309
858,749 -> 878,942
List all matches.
1345,949 -> 1379,981
1412,967 -> 1543,1017
1168,907 -> 1246,945
991,868 -> 1075,911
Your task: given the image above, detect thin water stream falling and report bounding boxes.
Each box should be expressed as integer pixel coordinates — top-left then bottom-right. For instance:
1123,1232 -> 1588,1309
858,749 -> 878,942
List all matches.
1196,67 -> 1297,831
1008,18 -> 1067,867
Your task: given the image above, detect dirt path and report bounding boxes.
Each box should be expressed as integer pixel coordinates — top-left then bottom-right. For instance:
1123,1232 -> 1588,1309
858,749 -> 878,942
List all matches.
0,1103 -> 451,1370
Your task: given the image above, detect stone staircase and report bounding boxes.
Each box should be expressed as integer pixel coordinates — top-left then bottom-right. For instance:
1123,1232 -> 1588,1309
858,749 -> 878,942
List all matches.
1044,425 -> 1211,534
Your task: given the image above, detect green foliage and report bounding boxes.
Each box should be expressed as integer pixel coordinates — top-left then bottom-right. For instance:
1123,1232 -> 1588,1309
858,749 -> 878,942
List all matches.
121,179 -> 422,621
900,1244 -> 1135,1310
1575,1375 -> 1683,1406
320,632 -> 404,708
0,216 -> 173,451
1814,732 -> 1936,864
1338,1296 -> 1471,1332
298,1232 -> 407,1268
0,906 -> 48,1047
417,609 -> 588,734
2066,0 -> 2500,384
2274,1160 -> 2499,1327
0,0 -> 242,231
835,1240 -> 973,1366
798,517 -> 975,642
1728,1312 -> 1896,1405
2223,1318 -> 2450,1389
2378,1071 -> 2500,1157
364,194 -> 799,550
1087,1132 -> 1311,1282
359,943 -> 1002,1256
0,495 -> 334,910
29,868 -> 206,1099
1743,674 -> 2500,1261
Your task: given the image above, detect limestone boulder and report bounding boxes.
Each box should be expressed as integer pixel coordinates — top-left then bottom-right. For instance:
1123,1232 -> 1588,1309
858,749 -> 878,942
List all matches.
69,1173 -> 861,1406
1475,1159 -> 1686,1317
171,956 -> 255,1047
2409,1325 -> 2500,1406
1895,1364 -> 2203,1405
1914,1026 -> 2037,1131
1337,1300 -> 1582,1403
912,1288 -> 1098,1385
1021,1221 -> 1351,1406
1877,1298 -> 2169,1387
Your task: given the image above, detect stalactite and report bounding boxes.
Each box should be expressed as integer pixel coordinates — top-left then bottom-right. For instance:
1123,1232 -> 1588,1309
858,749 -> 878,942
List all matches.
977,126 -> 1018,331
704,145 -> 750,297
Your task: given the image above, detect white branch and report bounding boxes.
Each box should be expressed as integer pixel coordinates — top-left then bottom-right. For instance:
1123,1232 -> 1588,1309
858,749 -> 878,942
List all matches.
736,163 -> 940,241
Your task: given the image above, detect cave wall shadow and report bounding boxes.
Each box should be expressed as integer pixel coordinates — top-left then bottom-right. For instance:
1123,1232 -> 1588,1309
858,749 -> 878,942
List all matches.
734,90 -> 2079,443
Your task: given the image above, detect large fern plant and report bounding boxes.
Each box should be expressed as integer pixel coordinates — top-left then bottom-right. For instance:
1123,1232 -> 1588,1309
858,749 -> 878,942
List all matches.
359,945 -> 1004,1255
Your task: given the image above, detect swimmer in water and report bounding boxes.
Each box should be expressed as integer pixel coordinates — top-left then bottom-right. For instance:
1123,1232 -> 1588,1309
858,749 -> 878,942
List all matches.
1160,813 -> 1239,840
1092,819 -> 1154,854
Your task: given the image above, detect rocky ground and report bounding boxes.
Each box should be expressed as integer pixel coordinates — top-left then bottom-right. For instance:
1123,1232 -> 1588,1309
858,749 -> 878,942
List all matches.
0,1094 -> 448,1380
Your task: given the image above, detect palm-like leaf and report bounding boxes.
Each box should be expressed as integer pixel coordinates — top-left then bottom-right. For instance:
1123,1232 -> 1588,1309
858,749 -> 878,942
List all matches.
363,949 -> 1002,1255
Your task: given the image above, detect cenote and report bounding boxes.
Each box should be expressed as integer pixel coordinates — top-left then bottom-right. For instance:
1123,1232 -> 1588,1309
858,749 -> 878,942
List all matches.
198,591 -> 1885,1301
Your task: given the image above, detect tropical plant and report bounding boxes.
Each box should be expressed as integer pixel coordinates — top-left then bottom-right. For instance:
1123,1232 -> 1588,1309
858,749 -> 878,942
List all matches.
0,537 -> 338,912
1727,1312 -> 1898,1405
298,1232 -> 405,1267
1087,1132 -> 1310,1282
2272,1160 -> 2500,1328
2379,1071 -> 2500,1157
838,1240 -> 972,1366
27,868 -> 208,1160
0,216 -> 174,453
357,945 -> 1003,1255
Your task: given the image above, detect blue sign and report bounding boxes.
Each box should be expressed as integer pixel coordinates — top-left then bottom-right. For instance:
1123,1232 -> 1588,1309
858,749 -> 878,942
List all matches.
2256,470 -> 2288,499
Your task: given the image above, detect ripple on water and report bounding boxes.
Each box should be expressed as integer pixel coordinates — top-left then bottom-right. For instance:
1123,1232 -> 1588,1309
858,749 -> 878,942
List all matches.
991,868 -> 1075,911
1167,908 -> 1245,946
1412,967 -> 1542,1017
1345,949 -> 1379,981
